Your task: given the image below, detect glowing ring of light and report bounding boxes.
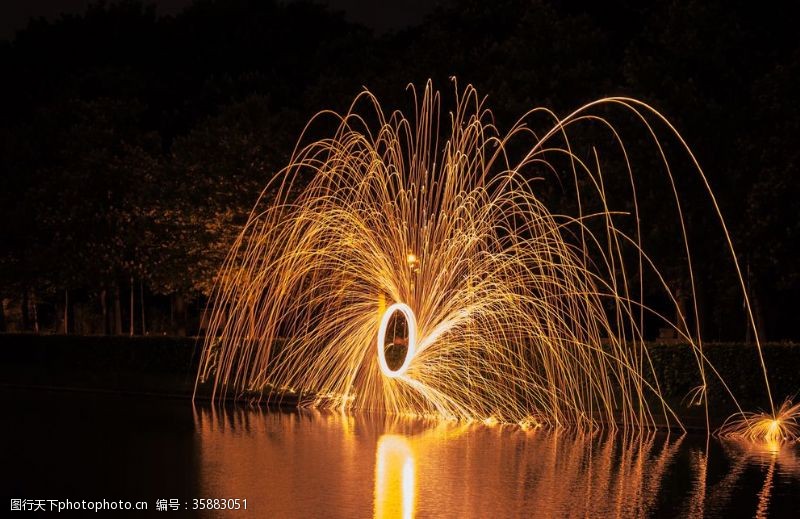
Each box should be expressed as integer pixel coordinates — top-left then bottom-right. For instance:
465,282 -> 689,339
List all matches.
377,303 -> 417,378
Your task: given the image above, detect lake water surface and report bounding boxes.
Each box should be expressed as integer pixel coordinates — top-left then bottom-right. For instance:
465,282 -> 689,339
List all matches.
2,388 -> 799,517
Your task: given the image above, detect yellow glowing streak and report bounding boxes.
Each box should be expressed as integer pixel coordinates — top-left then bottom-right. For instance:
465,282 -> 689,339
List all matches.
767,420 -> 781,441
374,435 -> 415,519
402,458 -> 414,519
719,400 -> 800,443
195,81 -> 793,439
377,303 -> 417,378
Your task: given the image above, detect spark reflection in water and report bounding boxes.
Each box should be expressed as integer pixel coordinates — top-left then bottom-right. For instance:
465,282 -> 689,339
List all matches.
192,406 -> 800,518
374,435 -> 415,519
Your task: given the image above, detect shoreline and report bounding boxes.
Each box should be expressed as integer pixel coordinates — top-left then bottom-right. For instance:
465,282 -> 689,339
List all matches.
2,332 -> 797,433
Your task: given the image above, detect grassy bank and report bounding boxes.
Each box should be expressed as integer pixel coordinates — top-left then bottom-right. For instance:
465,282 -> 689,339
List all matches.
0,334 -> 201,397
1,334 -> 798,416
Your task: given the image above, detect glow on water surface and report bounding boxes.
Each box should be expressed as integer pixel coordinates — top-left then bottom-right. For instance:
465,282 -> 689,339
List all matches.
194,406 -> 800,518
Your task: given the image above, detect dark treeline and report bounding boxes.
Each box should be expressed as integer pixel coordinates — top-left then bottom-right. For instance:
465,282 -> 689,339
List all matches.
0,0 -> 797,340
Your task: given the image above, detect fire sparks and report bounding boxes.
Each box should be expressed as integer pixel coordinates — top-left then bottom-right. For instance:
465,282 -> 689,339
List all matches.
719,400 -> 800,443
196,81 -> 791,439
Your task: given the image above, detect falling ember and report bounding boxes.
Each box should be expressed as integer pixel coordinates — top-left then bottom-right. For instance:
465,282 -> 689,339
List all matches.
719,400 -> 800,442
196,80 -> 793,438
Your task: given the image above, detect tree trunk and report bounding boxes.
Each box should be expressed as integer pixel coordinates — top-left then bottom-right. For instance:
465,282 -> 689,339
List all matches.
173,293 -> 187,336
31,291 -> 39,333
21,289 -> 30,331
113,283 -> 123,335
0,297 -> 6,332
64,288 -> 69,335
101,289 -> 108,335
139,280 -> 146,335
129,277 -> 134,337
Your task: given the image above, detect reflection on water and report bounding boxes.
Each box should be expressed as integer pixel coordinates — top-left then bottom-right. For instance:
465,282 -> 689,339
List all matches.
4,390 -> 798,518
374,435 -> 414,519
193,406 -> 800,518
715,439 -> 800,519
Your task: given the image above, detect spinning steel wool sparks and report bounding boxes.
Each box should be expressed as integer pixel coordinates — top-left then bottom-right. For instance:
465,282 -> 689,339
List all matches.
196,81 -> 797,441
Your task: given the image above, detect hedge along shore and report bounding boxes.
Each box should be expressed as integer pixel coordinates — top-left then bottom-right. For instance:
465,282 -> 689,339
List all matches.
1,334 -> 798,425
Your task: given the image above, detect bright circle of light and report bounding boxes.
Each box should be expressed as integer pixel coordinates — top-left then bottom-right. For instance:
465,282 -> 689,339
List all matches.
377,302 -> 417,378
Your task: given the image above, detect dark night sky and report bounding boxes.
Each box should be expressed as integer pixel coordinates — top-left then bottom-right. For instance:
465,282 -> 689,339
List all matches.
0,0 -> 435,40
